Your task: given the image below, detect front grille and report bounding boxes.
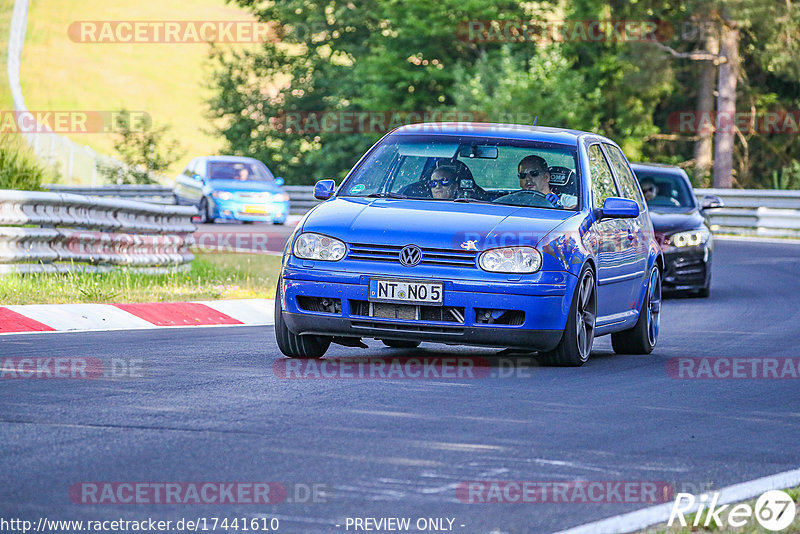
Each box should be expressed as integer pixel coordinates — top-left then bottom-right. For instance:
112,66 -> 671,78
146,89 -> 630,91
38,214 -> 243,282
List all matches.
347,243 -> 477,268
351,320 -> 464,335
666,255 -> 707,285
349,300 -> 465,323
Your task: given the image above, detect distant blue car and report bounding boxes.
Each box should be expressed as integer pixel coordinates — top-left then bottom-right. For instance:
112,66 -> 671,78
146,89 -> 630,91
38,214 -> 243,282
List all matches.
276,124 -> 663,365
174,156 -> 290,224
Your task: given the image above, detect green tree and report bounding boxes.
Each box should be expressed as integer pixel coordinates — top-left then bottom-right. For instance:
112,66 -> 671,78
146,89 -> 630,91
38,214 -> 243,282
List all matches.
101,111 -> 185,185
209,0 -> 530,184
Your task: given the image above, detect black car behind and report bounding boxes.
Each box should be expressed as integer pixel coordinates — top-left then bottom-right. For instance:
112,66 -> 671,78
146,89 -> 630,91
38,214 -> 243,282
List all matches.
630,163 -> 723,297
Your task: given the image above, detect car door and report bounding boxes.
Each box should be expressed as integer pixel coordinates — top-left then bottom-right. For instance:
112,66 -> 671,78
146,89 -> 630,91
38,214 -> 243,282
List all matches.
184,158 -> 206,205
586,143 -> 640,323
174,160 -> 197,204
602,143 -> 649,308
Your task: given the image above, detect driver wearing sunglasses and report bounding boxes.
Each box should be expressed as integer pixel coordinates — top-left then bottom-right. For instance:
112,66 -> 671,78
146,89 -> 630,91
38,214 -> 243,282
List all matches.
518,155 -> 562,208
428,166 -> 459,200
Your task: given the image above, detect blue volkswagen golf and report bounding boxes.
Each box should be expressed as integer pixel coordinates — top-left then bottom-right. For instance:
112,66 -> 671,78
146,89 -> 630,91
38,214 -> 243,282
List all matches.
275,124 -> 663,366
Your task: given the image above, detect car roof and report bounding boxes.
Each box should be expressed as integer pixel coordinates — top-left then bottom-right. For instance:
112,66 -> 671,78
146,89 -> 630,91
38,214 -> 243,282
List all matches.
203,155 -> 263,163
630,162 -> 689,178
391,122 -> 610,146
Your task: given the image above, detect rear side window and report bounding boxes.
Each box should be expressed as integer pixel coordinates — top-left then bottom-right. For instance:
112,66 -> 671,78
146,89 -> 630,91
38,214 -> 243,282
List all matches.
587,144 -> 617,207
604,144 -> 644,208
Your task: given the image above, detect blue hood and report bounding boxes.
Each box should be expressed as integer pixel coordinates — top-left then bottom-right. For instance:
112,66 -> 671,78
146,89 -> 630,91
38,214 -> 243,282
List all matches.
208,179 -> 283,194
302,198 -> 575,250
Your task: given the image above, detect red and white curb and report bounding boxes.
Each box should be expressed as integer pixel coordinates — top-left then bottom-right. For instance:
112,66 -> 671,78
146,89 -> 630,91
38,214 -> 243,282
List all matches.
0,299 -> 274,335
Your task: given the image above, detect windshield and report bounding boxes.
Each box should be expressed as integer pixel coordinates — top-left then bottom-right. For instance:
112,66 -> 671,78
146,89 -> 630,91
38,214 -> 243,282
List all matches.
207,160 -> 275,182
338,135 -> 580,210
635,171 -> 695,209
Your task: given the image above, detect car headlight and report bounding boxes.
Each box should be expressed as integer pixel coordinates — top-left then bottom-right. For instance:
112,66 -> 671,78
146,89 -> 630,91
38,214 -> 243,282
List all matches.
479,247 -> 542,273
273,193 -> 289,202
211,191 -> 234,201
667,229 -> 710,247
293,233 -> 346,261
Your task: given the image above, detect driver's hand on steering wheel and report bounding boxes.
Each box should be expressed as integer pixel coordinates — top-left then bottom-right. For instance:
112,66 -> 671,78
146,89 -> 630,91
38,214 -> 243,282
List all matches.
545,192 -> 563,208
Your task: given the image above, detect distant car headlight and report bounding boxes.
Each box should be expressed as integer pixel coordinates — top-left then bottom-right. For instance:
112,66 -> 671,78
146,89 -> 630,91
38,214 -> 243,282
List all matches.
667,229 -> 710,247
293,233 -> 346,261
211,191 -> 234,201
479,246 -> 542,273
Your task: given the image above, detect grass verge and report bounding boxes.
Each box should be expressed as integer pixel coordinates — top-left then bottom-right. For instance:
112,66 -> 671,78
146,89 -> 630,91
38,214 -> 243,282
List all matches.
639,486 -> 799,533
0,252 -> 281,304
19,0 -> 261,179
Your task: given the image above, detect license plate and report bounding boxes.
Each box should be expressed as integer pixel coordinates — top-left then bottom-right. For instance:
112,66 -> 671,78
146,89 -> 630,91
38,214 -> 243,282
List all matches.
368,279 -> 443,305
243,205 -> 267,214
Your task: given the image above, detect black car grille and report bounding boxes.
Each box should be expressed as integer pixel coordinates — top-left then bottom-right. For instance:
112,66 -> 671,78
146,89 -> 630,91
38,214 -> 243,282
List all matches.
347,243 -> 477,268
349,300 -> 465,323
350,320 -> 465,335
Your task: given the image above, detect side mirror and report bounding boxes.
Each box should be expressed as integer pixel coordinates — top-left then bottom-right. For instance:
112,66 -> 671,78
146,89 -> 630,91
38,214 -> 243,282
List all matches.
596,197 -> 640,220
274,177 -> 285,186
192,174 -> 204,182
701,194 -> 724,210
314,179 -> 336,200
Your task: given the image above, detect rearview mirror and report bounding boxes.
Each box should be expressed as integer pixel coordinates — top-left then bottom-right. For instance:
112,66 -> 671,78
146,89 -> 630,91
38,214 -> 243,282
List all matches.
458,145 -> 498,159
274,177 -> 285,186
701,194 -> 724,210
596,197 -> 640,220
314,179 -> 336,200
192,173 -> 203,182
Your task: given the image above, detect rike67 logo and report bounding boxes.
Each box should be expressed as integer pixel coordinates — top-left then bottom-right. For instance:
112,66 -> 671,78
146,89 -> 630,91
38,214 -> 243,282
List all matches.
669,490 -> 796,531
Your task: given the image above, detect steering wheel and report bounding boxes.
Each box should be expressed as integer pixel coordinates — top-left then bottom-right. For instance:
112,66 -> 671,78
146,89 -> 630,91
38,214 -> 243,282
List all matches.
492,189 -> 554,208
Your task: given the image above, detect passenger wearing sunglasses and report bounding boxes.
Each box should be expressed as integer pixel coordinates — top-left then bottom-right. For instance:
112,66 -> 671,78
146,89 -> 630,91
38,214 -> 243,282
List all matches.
428,167 -> 459,200
518,155 -> 562,208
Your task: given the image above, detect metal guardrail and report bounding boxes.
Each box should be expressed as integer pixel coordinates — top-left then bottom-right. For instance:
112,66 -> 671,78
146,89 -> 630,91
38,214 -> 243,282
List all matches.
45,184 -> 177,205
283,185 -> 321,214
0,189 -> 197,273
695,188 -> 800,238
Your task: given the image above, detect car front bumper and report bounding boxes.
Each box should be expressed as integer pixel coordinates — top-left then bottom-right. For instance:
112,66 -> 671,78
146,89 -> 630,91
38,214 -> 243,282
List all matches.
212,199 -> 289,223
280,267 -> 576,351
662,245 -> 711,291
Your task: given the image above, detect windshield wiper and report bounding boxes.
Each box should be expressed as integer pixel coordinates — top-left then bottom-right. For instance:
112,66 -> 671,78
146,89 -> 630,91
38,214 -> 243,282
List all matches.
367,192 -> 407,199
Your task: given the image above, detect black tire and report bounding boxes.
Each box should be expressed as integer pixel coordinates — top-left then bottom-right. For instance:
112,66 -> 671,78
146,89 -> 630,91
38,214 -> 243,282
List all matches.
381,339 -> 421,349
539,265 -> 597,367
199,197 -> 214,224
274,280 -> 331,359
611,266 -> 662,354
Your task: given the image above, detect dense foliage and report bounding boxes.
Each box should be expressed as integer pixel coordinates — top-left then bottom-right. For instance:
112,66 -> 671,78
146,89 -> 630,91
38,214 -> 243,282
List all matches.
209,0 -> 800,188
0,135 -> 51,190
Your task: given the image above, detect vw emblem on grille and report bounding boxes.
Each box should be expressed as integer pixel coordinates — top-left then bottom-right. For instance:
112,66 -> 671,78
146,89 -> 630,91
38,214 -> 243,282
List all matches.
399,245 -> 422,267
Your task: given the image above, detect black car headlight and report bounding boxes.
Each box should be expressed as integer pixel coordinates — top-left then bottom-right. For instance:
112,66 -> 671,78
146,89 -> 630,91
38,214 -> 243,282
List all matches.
479,247 -> 542,273
293,232 -> 346,261
667,229 -> 710,248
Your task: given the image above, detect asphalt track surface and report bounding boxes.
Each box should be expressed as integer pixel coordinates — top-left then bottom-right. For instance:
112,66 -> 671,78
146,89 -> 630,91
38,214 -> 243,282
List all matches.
2,239 -> 799,534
